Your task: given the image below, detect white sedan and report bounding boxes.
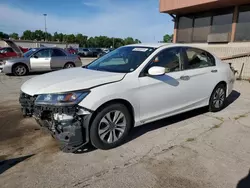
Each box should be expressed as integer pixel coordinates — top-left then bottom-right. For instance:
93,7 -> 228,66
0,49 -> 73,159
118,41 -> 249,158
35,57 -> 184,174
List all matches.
19,43 -> 235,152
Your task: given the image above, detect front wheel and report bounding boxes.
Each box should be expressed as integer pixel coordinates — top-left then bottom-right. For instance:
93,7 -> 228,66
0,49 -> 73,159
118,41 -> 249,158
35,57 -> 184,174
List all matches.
209,84 -> 226,112
12,64 -> 28,76
90,103 -> 132,150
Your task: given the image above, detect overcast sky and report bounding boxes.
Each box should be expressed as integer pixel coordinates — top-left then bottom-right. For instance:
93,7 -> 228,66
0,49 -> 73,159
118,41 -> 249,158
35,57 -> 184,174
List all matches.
0,0 -> 174,42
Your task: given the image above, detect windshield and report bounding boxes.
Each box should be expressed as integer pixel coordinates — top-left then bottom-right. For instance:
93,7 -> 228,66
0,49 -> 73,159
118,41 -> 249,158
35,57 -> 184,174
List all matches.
23,48 -> 38,57
86,46 -> 156,73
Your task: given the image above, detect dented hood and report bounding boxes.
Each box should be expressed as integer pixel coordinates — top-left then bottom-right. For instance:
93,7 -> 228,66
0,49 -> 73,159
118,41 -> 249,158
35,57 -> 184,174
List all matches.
21,68 -> 126,96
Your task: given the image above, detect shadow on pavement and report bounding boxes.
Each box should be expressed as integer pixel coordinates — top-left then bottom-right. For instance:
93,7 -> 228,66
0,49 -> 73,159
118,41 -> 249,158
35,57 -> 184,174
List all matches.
237,169 -> 250,188
74,143 -> 97,154
224,90 -> 241,109
0,154 -> 34,175
127,90 -> 240,144
127,106 -> 209,144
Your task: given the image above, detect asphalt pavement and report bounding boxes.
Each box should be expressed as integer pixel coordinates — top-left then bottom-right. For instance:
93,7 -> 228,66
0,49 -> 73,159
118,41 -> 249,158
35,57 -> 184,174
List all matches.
0,71 -> 250,188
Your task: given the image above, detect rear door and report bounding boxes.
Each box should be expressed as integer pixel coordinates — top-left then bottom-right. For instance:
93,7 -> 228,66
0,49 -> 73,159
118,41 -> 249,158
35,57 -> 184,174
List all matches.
180,47 -> 220,107
30,48 -> 52,71
50,48 -> 67,70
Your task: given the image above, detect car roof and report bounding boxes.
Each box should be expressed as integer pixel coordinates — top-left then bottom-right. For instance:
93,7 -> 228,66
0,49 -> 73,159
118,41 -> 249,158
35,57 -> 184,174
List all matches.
125,43 -> 204,49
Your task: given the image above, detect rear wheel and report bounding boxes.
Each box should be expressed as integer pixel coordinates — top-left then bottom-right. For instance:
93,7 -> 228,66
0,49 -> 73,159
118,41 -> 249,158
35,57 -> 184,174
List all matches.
63,62 -> 75,69
209,84 -> 226,112
90,103 -> 132,150
13,64 -> 28,76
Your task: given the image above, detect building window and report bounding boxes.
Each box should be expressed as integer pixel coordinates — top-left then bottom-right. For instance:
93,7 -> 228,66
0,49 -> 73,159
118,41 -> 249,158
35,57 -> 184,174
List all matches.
235,5 -> 250,41
176,8 -> 233,43
211,11 -> 233,34
192,14 -> 211,42
177,16 -> 193,43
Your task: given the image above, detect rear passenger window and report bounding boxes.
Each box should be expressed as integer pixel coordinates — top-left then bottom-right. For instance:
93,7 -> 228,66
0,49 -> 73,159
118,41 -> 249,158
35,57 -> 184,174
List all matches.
184,48 -> 215,69
52,49 -> 66,57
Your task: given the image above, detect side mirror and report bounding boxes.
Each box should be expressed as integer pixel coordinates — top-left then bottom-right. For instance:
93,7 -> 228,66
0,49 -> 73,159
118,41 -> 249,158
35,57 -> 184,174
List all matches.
148,66 -> 166,76
33,55 -> 38,59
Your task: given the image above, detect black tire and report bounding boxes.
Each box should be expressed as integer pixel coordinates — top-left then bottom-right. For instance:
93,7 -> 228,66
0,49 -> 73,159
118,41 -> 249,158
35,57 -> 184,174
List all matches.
63,62 -> 75,69
12,64 -> 28,76
209,83 -> 226,112
90,103 -> 132,150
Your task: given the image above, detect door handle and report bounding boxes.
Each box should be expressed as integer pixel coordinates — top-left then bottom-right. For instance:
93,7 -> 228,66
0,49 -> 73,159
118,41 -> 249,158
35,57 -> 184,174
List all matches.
180,75 -> 190,81
211,69 -> 218,73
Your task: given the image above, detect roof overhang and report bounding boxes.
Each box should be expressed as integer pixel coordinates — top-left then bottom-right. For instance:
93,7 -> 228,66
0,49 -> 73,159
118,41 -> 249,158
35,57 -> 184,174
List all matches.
160,0 -> 250,15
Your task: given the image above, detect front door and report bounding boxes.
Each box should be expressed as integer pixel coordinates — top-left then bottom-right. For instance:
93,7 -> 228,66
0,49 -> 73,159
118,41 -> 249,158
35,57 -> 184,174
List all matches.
138,47 -> 189,123
30,48 -> 52,71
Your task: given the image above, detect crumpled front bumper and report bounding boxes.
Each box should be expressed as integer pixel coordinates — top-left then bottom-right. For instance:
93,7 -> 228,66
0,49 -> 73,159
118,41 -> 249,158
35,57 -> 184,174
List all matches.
19,92 -> 93,153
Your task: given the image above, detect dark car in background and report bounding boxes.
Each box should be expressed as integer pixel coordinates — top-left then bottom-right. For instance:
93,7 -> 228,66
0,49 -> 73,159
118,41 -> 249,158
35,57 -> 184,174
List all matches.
78,48 -> 93,57
89,48 -> 103,57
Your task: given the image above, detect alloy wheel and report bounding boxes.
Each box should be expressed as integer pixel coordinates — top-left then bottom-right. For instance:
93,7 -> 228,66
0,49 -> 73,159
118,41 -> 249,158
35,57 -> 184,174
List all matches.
98,110 -> 126,144
15,65 -> 26,76
212,87 -> 225,108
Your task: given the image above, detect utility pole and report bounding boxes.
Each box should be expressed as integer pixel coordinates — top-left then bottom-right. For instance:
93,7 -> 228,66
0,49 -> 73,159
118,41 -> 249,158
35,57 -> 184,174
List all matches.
43,14 -> 47,41
112,37 -> 115,49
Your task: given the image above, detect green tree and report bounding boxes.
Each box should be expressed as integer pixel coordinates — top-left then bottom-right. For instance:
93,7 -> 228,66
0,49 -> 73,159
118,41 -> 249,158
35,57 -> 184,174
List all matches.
135,39 -> 141,44
75,33 -> 88,47
34,30 -> 45,41
163,34 -> 173,43
9,33 -> 19,40
87,37 -> 96,47
123,37 -> 135,45
0,32 -> 9,39
21,30 -> 34,40
67,34 -> 76,43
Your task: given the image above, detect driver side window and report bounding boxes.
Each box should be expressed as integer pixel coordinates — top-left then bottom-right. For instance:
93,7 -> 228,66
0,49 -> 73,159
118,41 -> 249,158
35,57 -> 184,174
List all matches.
148,47 -> 182,73
34,49 -> 52,58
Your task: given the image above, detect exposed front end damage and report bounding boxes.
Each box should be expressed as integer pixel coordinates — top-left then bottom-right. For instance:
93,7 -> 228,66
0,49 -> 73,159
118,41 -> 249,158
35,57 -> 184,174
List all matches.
19,92 -> 92,153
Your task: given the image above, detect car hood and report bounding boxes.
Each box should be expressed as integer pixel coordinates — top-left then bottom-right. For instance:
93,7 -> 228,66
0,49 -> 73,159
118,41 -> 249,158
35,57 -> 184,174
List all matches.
3,39 -> 23,55
21,68 -> 126,96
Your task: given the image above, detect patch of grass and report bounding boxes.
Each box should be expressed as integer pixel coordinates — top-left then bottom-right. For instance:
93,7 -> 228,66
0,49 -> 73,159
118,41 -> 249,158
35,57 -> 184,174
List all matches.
0,155 -> 8,161
234,114 -> 248,120
215,117 -> 224,121
186,138 -> 195,142
212,122 -> 223,129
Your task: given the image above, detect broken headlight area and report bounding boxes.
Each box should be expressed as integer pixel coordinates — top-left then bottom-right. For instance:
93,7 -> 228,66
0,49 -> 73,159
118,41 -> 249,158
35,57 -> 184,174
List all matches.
19,92 -> 93,153
34,105 -> 93,153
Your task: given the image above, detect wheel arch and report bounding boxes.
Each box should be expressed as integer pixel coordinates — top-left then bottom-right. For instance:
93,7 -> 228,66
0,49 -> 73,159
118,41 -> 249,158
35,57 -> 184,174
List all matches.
89,98 -> 135,128
12,62 -> 29,73
209,80 -> 227,103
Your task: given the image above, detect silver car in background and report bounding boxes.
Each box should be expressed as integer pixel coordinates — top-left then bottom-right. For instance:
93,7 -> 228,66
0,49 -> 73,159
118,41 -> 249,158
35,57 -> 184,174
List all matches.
1,47 -> 82,76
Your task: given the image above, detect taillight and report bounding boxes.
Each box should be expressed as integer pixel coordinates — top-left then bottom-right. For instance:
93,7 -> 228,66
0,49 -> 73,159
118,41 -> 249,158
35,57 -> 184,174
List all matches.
229,63 -> 238,75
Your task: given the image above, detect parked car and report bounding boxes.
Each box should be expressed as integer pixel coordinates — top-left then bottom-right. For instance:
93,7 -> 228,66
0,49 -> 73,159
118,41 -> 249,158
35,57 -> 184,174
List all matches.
78,48 -> 93,57
0,39 -> 28,61
19,43 -> 235,152
1,45 -> 82,76
88,48 -> 104,57
65,47 -> 78,55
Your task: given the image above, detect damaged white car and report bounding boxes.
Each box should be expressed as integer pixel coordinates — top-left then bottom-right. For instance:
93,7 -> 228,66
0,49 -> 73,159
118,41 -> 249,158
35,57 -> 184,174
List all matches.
19,43 -> 236,152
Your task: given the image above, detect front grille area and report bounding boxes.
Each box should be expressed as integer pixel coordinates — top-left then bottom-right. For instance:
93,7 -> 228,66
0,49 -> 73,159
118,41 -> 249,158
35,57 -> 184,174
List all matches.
19,92 -> 37,116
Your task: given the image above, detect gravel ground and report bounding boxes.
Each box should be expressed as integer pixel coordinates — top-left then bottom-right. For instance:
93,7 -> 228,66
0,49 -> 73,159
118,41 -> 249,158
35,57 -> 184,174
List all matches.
0,71 -> 250,188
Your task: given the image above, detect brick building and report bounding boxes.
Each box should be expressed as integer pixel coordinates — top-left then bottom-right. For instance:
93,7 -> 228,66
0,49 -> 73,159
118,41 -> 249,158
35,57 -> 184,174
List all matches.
160,0 -> 250,44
